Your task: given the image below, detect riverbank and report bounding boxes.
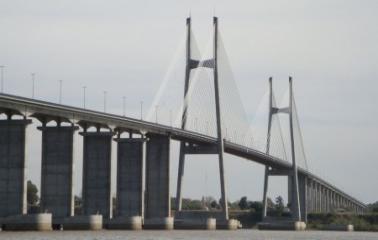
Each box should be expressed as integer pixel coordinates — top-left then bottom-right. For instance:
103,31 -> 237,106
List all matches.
307,213 -> 378,231
231,211 -> 378,232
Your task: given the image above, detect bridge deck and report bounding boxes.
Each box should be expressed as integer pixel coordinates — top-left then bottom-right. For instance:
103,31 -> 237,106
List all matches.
0,93 -> 366,209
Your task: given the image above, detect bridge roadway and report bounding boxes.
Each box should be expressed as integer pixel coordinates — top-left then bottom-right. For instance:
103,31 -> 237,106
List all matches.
0,93 -> 366,210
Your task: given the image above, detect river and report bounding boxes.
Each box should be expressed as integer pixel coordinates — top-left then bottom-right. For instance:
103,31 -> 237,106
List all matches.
0,230 -> 377,240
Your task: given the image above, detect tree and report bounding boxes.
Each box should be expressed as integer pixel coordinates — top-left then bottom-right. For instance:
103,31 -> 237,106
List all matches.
27,180 -> 39,206
250,201 -> 263,213
210,200 -> 219,209
238,196 -> 249,210
74,195 -> 83,215
202,196 -> 216,209
267,197 -> 274,210
368,201 -> 378,213
275,196 -> 285,216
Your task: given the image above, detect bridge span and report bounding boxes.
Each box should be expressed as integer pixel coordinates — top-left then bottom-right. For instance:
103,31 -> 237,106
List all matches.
0,16 -> 367,231
0,92 -> 366,230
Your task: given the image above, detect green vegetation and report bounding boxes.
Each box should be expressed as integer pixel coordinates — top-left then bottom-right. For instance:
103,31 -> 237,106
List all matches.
27,180 -> 39,206
22,184 -> 378,232
368,201 -> 378,213
307,213 -> 378,231
74,195 -> 83,215
230,196 -> 292,228
27,180 -> 40,213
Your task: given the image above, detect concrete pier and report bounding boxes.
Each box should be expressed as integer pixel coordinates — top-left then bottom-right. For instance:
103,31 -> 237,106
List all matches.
59,215 -> 102,230
2,213 -> 52,231
174,211 -> 217,230
144,134 -> 173,230
0,119 -> 52,231
258,218 -> 306,231
0,119 -> 31,218
80,131 -> 114,222
108,137 -> 144,230
322,224 -> 354,231
38,125 -> 78,224
174,218 -> 216,230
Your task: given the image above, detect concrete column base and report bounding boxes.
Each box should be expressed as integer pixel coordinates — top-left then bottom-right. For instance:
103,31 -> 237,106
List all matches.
174,218 -> 216,230
216,219 -> 240,230
258,221 -> 306,231
2,214 -> 52,231
144,217 -> 174,230
55,215 -> 103,230
106,216 -> 142,230
322,224 -> 354,231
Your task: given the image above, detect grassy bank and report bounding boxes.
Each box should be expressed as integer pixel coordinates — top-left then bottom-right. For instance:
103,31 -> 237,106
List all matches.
230,211 -> 378,231
307,213 -> 378,231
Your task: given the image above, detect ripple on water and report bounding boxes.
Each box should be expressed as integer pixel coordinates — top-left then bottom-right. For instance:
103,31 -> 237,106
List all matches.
0,230 -> 377,240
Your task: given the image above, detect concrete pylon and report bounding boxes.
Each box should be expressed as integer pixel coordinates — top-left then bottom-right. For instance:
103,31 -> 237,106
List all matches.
80,129 -> 114,220
144,133 -> 173,230
0,118 -> 31,217
262,77 -> 273,220
0,112 -> 52,231
258,78 -> 306,231
175,17 -> 192,213
38,123 -> 78,223
108,134 -> 144,230
174,17 -> 235,230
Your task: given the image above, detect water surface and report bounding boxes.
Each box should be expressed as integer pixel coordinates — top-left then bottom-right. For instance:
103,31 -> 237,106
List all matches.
0,230 -> 377,240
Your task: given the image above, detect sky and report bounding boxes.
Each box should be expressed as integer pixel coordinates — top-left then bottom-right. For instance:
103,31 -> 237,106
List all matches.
0,0 -> 377,204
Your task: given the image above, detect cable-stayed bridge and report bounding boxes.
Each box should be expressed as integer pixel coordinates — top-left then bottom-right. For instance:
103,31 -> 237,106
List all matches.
0,17 -> 366,231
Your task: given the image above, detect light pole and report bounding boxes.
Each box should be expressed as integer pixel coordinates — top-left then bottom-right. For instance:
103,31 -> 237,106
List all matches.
31,73 -> 35,98
83,86 -> 86,109
140,101 -> 143,120
169,109 -> 172,127
59,80 -> 62,104
0,65 -> 4,93
103,91 -> 107,113
155,105 -> 159,123
123,96 -> 126,116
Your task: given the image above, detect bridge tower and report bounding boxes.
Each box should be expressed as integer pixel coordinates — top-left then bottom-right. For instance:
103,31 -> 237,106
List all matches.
175,17 -> 236,229
261,77 -> 304,223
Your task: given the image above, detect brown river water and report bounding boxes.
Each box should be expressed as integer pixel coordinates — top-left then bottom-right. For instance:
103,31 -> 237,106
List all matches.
0,230 -> 377,240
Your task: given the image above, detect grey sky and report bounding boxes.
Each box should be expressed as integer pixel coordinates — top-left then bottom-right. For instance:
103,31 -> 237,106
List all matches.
1,0 -> 377,204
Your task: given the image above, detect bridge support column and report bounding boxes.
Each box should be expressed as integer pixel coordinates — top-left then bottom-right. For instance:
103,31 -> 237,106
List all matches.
309,180 -> 314,213
335,195 -> 339,210
330,192 -> 335,211
325,188 -> 329,213
325,189 -> 328,213
108,136 -> 144,230
329,191 -> 333,212
322,187 -> 326,213
0,119 -> 30,218
308,180 -> 314,213
0,117 -> 52,231
298,175 -> 307,222
144,133 -> 173,230
288,174 -> 307,222
316,184 -> 321,212
38,124 -> 78,226
80,130 -> 114,225
261,167 -> 269,219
